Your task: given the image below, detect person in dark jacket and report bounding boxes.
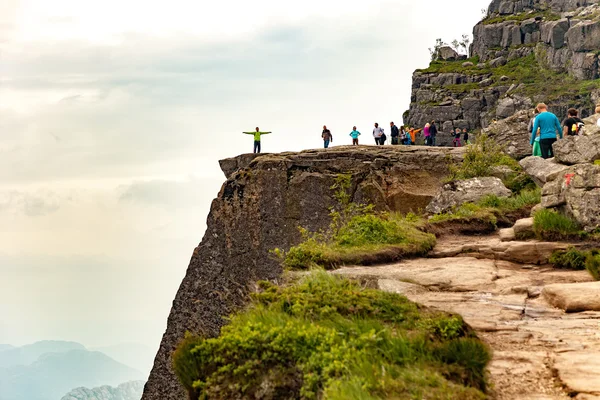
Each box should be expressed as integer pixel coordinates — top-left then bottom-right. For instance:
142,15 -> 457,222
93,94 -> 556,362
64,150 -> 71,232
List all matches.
322,125 -> 333,148
390,122 -> 400,145
429,121 -> 438,146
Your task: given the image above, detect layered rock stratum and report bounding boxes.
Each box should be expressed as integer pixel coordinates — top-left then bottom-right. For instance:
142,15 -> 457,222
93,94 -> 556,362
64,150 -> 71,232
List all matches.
142,146 -> 464,400
405,0 -> 600,140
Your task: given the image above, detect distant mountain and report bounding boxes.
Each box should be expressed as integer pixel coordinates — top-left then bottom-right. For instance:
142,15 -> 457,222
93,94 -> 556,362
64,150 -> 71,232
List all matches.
0,349 -> 144,400
61,380 -> 145,400
90,343 -> 154,377
0,340 -> 85,368
0,344 -> 14,352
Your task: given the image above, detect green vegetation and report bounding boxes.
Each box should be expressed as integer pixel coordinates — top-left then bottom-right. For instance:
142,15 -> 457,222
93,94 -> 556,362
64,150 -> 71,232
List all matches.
549,247 -> 588,270
173,271 -> 491,400
549,247 -> 600,280
279,175 -> 436,270
533,209 -> 582,241
418,52 -> 600,106
481,10 -> 560,25
429,189 -> 540,228
446,134 -> 535,193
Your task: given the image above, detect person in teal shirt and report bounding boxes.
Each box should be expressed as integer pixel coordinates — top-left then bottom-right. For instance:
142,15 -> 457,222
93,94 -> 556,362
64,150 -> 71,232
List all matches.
530,103 -> 562,159
243,127 -> 271,153
349,127 -> 361,145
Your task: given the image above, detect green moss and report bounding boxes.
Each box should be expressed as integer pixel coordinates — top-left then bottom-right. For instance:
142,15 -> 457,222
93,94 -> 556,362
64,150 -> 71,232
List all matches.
482,10 -> 560,25
586,253 -> 600,281
550,247 -> 588,270
173,271 -> 491,399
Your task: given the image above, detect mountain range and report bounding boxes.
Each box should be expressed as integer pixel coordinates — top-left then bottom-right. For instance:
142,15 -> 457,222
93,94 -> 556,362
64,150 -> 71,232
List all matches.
0,341 -> 150,400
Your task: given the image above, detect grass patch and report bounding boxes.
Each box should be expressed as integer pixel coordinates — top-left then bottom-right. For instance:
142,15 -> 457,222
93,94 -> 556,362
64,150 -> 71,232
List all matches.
533,209 -> 582,241
173,271 -> 491,399
428,188 -> 540,234
481,10 -> 560,25
549,247 -> 587,270
279,175 -> 436,270
283,213 -> 436,270
549,247 -> 600,280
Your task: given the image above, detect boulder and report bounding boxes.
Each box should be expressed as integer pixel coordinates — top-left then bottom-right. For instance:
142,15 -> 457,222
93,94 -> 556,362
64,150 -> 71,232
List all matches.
566,20 -> 600,52
499,228 -> 516,242
462,61 -> 474,67
540,163 -> 600,231
554,351 -> 600,395
496,97 -> 516,119
519,156 -> 570,187
513,218 -> 534,239
426,177 -> 512,214
582,113 -> 600,136
553,134 -> 600,165
489,56 -> 508,68
543,282 -> 600,312
485,110 -> 535,159
438,46 -> 460,61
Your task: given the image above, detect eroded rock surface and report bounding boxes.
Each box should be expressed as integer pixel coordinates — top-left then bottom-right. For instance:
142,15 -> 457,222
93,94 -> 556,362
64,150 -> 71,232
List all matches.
543,282 -> 600,312
519,156 -> 570,187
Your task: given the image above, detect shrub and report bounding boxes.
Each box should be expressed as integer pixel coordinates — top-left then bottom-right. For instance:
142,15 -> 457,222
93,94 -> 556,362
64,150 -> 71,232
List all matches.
172,272 -> 491,399
549,247 -> 587,270
585,253 -> 600,281
533,209 -> 582,241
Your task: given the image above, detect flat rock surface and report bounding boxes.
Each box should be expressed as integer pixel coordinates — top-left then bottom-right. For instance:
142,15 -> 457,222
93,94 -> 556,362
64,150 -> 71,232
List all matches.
334,233 -> 600,399
543,282 -> 600,312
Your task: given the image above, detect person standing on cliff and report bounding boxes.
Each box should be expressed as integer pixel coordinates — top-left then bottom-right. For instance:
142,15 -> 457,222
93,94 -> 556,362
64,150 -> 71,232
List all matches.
349,126 -> 361,145
390,122 -> 400,145
423,123 -> 431,146
373,123 -> 384,145
322,125 -> 333,148
530,103 -> 562,159
430,120 -> 438,146
243,127 -> 271,153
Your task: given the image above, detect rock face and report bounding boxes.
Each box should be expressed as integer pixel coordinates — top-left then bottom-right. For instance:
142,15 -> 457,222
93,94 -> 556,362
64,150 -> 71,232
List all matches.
485,110 -> 533,159
426,177 -> 511,214
553,133 -> 600,165
519,155 -> 570,187
405,0 -> 600,139
540,163 -> 600,231
61,381 -> 145,400
142,146 -> 464,400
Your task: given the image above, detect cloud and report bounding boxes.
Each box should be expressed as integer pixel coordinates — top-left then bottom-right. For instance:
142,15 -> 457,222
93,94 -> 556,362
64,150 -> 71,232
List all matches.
0,190 -> 61,217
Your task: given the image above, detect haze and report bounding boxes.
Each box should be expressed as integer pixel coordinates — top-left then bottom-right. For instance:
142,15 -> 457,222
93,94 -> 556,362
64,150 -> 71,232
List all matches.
0,0 -> 488,349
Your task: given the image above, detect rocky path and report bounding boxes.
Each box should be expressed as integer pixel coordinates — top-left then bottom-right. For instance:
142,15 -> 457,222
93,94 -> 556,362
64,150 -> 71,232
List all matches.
333,234 -> 600,399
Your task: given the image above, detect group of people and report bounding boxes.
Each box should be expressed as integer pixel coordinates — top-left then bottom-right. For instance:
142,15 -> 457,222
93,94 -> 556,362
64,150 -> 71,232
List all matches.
528,103 -> 589,159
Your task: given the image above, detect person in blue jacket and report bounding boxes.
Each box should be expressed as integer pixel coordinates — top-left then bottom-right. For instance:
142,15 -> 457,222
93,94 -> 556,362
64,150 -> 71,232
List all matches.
530,103 -> 562,159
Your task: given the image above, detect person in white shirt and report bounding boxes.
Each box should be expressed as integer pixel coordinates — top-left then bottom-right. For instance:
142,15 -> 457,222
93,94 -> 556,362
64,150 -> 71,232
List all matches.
373,123 -> 385,145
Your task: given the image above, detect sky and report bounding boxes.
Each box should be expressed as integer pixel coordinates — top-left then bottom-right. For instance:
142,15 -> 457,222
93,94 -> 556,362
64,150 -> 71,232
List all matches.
0,0 -> 489,352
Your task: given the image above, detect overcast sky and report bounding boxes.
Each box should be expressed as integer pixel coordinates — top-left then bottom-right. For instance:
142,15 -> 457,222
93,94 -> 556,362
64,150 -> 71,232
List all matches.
0,0 -> 489,350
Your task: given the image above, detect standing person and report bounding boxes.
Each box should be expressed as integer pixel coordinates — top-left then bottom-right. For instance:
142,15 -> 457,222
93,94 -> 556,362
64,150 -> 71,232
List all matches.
423,123 -> 431,146
530,103 -> 563,159
453,128 -> 462,147
430,120 -> 438,146
373,123 -> 384,145
322,125 -> 333,148
563,108 -> 584,136
400,126 -> 408,145
390,122 -> 400,145
528,108 -> 539,135
349,126 -> 361,145
463,128 -> 470,145
408,127 -> 421,145
243,127 -> 271,153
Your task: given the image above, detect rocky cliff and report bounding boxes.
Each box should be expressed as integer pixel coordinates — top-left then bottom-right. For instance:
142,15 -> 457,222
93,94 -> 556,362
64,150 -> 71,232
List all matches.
141,146 -> 464,400
405,0 -> 600,138
61,381 -> 144,400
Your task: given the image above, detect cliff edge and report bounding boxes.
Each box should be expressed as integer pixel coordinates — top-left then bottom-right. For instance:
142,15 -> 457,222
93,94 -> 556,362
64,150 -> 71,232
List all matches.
141,146 -> 464,400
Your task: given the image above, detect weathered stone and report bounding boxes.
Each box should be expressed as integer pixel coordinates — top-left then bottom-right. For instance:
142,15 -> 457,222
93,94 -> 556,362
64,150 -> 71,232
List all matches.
513,218 -> 534,239
555,351 -> 600,396
519,156 -> 571,187
566,20 -> 600,52
489,56 -> 508,68
462,61 -> 474,67
438,46 -> 460,61
480,78 -> 494,87
426,177 -> 511,214
485,109 -> 536,159
543,282 -> 600,312
553,134 -> 600,165
496,97 -> 516,118
499,228 -> 516,242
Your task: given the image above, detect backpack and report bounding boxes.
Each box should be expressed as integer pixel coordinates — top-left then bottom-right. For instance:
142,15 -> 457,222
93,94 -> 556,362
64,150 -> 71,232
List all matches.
380,133 -> 387,143
573,119 -> 584,135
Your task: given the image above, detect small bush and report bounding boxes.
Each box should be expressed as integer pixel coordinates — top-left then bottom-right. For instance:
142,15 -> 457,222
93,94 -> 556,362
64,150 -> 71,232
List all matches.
533,209 -> 582,241
549,247 -> 587,270
586,253 -> 600,281
172,272 -> 491,399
